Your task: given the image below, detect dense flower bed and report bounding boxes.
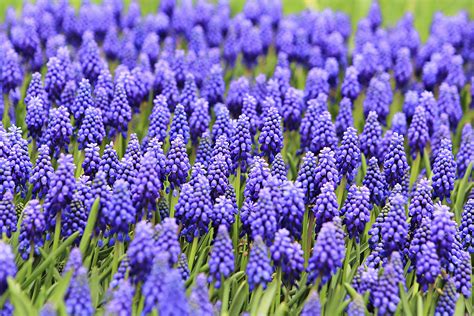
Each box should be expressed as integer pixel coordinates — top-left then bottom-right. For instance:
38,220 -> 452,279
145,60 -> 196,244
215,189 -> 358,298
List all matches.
0,0 -> 472,315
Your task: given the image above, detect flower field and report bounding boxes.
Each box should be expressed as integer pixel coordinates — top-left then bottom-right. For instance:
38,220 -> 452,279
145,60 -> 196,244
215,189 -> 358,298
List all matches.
0,0 -> 473,315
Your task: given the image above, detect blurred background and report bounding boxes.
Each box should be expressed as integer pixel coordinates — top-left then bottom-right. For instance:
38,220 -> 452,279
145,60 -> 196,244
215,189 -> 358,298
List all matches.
1,0 -> 473,42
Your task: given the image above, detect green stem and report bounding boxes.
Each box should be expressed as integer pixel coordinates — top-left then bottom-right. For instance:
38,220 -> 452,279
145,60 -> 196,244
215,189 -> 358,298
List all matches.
337,176 -> 347,207
112,239 -> 121,277
188,237 -> 199,271
221,278 -> 230,316
410,152 -> 421,188
46,212 -> 62,287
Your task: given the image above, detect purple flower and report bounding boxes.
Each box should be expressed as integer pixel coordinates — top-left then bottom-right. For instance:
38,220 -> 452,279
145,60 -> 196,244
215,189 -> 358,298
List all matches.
65,267 -> 93,316
299,94 -> 326,151
246,236 -> 273,291
107,84 -> 132,138
155,218 -> 180,266
127,221 -> 155,283
188,98 -> 210,144
307,219 -> 345,285
259,107 -> 283,163
59,80 -> 76,111
271,153 -> 287,183
244,157 -> 270,202
432,204 -> 457,264
105,180 -> 136,242
296,152 -> 317,203
26,96 -> 47,141
79,33 -> 102,84
30,145 -> 53,199
434,278 -> 458,315
313,183 -> 339,233
202,65 -> 225,106
336,127 -> 361,184
0,192 -> 16,238
250,187 -> 278,244
177,253 -> 190,281
212,104 -> 233,142
445,55 -> 466,89
18,200 -> 46,260
61,191 -> 88,240
77,107 -> 105,149
451,246 -> 471,297
438,83 -> 462,131
460,199 -> 474,253
241,21 -> 263,68
0,241 -> 16,294
341,66 -> 361,101
147,95 -> 170,143
175,174 -> 212,241
381,194 -> 408,256
407,106 -> 429,158
44,154 -> 76,227
281,87 -> 303,131
301,292 -> 321,316
209,225 -> 234,288
0,48 -> 22,93
394,47 -> 412,88
432,139 -> 456,202
418,91 -> 439,136
9,143 -> 32,196
314,147 -> 339,198
43,106 -> 73,158
335,98 -> 354,139
310,111 -> 337,154
83,143 -> 100,177
132,153 -> 162,216
189,274 -> 213,315
304,68 -> 329,103
179,73 -> 198,117
278,181 -> 305,239
416,241 -> 440,291
242,94 -> 259,136
402,90 -> 419,120
44,57 -> 66,103
211,196 -> 236,230
158,268 -> 190,316
363,74 -> 392,125
383,133 -> 409,188
195,132 -> 213,169
230,114 -> 253,174
456,124 -> 474,179
408,217 -> 432,266
105,280 -> 134,316
341,185 -> 372,242
227,77 -> 250,117
270,229 -> 304,285
372,252 -> 402,315
166,135 -> 190,190
99,143 -> 121,186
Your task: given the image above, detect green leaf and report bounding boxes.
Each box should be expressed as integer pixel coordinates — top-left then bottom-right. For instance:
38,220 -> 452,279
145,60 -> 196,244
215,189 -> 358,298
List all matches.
454,296 -> 465,316
7,277 -> 36,315
22,232 -> 79,288
274,302 -> 288,316
229,282 -> 249,316
256,281 -> 277,316
399,283 -> 413,316
80,198 -> 100,255
343,283 -> 358,299
49,271 -> 72,305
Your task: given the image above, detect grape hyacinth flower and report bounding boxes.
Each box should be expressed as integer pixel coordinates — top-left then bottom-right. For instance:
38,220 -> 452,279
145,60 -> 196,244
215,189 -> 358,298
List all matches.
335,98 -> 354,139
166,135 -> 190,191
71,79 -> 94,127
0,241 -> 16,294
82,143 -> 100,177
304,68 -> 329,102
300,292 -> 321,316
372,252 -> 402,315
393,47 -> 412,88
381,194 -> 408,256
383,133 -> 409,188
307,220 -> 345,285
179,73 -> 198,117
407,106 -> 429,158
1,48 -> 23,93
61,191 -> 88,240
147,95 -> 170,143
431,204 -> 457,264
341,185 -> 372,242
18,200 -> 46,260
432,139 -> 456,202
107,84 -> 132,138
177,253 -> 190,281
408,178 -> 434,231
310,111 -> 337,154
158,269 -> 190,316
336,127 -> 361,184
0,192 -> 16,238
270,229 -> 304,285
313,183 -> 339,233
77,107 -> 105,149
155,218 -> 180,266
189,98 -> 210,144
279,181 -> 305,239
132,153 -> 162,217
169,103 -> 190,144
44,154 -> 76,228
359,111 -> 382,159
141,254 -> 168,314
415,241 -> 440,291
43,106 -> 73,158
65,267 -> 93,316
341,66 -> 361,101
127,221 -> 155,283
434,278 -> 458,316
230,114 -> 253,174
271,153 -> 287,183
391,112 -> 407,137
314,148 -> 339,198
175,174 -> 212,242
201,65 -> 225,106
456,124 -> 473,179
299,94 -> 327,151
244,157 -> 270,202
105,280 -> 134,316
250,187 -> 278,245
259,107 -> 283,163
99,143 -> 121,187
208,225 -> 235,288
106,180 -> 136,242
281,87 -> 303,131
189,274 -> 214,315
25,96 -> 47,141
460,199 -> 474,253
0,158 -> 14,199
211,196 -> 236,231
246,236 -> 273,291
9,142 -> 32,196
